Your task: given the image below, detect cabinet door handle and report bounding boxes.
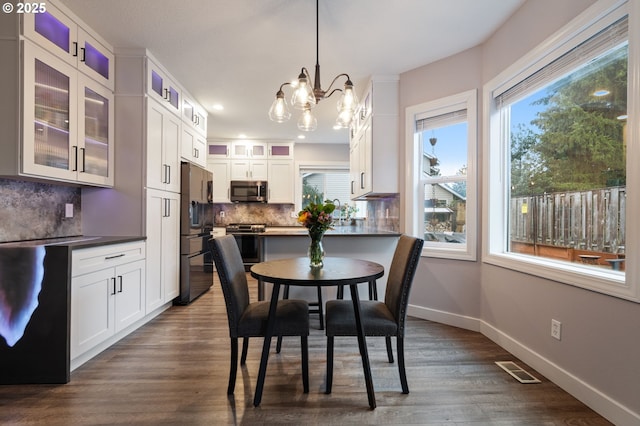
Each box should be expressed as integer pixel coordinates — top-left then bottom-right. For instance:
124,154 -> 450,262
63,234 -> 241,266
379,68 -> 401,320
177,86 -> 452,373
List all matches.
72,41 -> 78,57
164,88 -> 169,100
111,277 -> 117,295
105,253 -> 125,260
351,181 -> 355,195
166,165 -> 171,184
80,47 -> 86,62
360,172 -> 365,189
80,148 -> 86,172
194,148 -> 199,158
72,146 -> 78,171
118,276 -> 123,293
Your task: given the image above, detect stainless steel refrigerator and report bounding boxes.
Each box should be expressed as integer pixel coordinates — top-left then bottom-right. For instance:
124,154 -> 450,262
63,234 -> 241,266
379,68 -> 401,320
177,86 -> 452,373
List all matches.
175,162 -> 214,305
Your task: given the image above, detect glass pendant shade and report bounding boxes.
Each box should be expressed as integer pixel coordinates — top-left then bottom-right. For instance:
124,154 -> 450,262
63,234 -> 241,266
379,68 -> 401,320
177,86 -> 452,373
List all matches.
297,105 -> 318,131
268,91 -> 291,122
337,81 -> 358,115
335,109 -> 353,128
291,73 -> 316,110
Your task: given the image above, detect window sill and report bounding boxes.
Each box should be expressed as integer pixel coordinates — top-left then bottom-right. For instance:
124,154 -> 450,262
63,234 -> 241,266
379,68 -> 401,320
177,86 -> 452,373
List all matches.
483,251 -> 637,302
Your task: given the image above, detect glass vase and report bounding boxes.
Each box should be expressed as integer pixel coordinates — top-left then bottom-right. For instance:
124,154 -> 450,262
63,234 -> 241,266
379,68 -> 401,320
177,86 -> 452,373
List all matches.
308,230 -> 325,268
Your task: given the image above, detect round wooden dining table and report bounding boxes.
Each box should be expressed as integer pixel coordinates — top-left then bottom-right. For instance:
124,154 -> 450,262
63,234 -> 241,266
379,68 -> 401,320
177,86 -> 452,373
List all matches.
250,257 -> 385,409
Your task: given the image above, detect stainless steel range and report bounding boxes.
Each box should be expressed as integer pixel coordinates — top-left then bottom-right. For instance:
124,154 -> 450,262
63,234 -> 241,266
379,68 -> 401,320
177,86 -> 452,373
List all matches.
225,223 -> 266,271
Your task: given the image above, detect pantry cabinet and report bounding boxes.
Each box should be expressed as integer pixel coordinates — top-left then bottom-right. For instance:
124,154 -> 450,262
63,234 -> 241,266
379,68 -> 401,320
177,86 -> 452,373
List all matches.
70,241 -> 145,360
147,99 -> 181,193
145,189 -> 180,312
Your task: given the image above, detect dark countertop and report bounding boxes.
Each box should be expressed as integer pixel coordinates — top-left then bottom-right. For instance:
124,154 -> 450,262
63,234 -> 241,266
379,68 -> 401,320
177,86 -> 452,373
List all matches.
260,226 -> 400,237
0,236 -> 146,249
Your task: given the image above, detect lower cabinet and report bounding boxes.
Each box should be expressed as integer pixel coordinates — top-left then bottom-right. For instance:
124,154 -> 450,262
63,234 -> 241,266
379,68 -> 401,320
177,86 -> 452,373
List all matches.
70,241 -> 146,360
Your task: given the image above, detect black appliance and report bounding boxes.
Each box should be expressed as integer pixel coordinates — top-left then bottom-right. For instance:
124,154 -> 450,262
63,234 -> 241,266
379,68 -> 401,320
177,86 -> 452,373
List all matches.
230,180 -> 268,203
225,223 -> 266,271
175,162 -> 214,305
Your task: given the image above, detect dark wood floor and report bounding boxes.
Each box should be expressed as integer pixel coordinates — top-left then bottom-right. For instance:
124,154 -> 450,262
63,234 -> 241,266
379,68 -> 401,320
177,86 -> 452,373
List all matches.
0,274 -> 611,425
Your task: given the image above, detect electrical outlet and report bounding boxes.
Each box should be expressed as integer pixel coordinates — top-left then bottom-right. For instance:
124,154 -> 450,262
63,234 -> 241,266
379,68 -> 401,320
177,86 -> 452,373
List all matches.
290,211 -> 297,218
551,319 -> 562,340
65,203 -> 74,218
220,211 -> 225,218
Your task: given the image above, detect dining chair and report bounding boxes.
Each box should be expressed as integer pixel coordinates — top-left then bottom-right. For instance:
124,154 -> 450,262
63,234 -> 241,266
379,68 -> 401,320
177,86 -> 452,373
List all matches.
208,235 -> 310,395
324,234 -> 424,394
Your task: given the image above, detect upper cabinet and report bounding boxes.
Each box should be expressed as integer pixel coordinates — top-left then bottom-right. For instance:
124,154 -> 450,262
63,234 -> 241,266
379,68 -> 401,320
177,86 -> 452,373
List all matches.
349,76 -> 399,200
147,59 -> 181,115
0,0 -> 115,187
181,91 -> 208,168
22,1 -> 114,90
231,141 -> 267,159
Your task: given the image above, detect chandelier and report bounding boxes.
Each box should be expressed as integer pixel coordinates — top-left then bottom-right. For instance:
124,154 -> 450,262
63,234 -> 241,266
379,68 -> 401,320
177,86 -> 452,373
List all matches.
268,0 -> 358,131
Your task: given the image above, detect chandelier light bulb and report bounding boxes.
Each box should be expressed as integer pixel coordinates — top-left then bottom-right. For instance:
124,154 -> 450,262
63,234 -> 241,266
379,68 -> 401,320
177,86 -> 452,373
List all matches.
335,109 -> 353,128
337,80 -> 358,115
297,105 -> 318,131
291,72 -> 316,110
268,90 -> 291,122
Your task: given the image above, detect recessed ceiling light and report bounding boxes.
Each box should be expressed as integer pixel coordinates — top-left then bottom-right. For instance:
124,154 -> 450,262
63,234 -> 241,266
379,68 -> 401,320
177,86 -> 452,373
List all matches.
212,104 -> 224,111
238,134 -> 247,139
593,89 -> 610,97
297,135 -> 306,140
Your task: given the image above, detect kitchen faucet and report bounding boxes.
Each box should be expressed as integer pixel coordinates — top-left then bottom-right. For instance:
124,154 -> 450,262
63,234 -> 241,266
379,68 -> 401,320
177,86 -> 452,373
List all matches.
332,198 -> 342,225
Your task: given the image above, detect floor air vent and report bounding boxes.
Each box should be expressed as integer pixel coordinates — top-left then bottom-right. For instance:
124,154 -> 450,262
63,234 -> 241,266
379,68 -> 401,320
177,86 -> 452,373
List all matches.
496,361 -> 541,384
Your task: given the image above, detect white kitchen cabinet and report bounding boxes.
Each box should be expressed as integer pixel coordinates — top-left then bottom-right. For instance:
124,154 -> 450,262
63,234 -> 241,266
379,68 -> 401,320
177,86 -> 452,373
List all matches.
268,142 -> 294,159
182,92 -> 207,135
349,76 -> 399,200
146,189 -> 180,312
147,99 -> 181,193
147,58 -> 181,115
231,159 -> 268,181
70,241 -> 145,360
21,0 -> 115,90
209,160 -> 231,203
0,1 -> 115,187
207,141 -> 231,159
267,159 -> 295,203
181,125 -> 207,168
231,141 -> 267,159
16,40 -> 115,186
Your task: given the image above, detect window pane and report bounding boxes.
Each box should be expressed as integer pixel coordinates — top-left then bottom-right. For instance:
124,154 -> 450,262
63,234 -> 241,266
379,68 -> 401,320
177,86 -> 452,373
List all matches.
301,171 -> 364,220
421,122 -> 468,178
506,42 -> 627,269
423,182 -> 467,243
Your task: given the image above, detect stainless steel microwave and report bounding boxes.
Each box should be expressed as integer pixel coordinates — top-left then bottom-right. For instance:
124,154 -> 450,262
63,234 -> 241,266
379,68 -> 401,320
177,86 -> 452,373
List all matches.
230,180 -> 268,203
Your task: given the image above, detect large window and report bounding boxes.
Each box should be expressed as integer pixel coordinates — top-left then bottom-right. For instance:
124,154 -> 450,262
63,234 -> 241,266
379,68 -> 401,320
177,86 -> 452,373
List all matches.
405,90 -> 477,260
485,1 -> 639,301
297,162 -> 366,222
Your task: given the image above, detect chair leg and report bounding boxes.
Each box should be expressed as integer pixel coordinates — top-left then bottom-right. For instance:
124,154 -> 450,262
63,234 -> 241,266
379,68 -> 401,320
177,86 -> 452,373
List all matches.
240,337 -> 249,365
337,285 -> 344,299
397,337 -> 409,394
317,285 -> 324,330
369,279 -> 378,300
228,337 -> 238,395
325,336 -> 334,394
386,336 -> 394,363
301,336 -> 309,393
276,286 -> 290,353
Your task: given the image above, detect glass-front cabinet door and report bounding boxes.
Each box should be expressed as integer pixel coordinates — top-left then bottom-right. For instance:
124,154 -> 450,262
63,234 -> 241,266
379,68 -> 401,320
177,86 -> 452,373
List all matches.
77,74 -> 114,186
23,3 -> 114,90
23,41 -> 78,182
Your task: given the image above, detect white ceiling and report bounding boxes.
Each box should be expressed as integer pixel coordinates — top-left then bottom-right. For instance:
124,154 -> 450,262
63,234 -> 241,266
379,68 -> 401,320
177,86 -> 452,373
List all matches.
60,0 -> 524,144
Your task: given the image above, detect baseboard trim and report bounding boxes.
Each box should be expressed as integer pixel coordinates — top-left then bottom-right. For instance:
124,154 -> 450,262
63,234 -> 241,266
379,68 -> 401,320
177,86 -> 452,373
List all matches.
407,305 -> 639,426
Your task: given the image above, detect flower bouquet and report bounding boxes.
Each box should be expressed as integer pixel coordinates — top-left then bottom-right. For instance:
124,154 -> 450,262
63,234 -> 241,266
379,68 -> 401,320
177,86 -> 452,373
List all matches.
298,200 -> 336,267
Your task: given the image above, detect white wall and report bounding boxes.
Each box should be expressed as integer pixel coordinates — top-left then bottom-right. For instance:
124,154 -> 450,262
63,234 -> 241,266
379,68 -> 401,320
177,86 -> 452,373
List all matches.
400,0 -> 639,423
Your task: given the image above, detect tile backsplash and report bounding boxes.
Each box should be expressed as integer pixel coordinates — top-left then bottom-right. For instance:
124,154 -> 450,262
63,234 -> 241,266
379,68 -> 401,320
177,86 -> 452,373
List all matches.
0,179 -> 81,243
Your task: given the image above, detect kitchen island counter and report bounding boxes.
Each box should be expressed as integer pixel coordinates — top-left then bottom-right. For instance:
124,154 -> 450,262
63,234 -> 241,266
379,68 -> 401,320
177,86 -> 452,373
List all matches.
258,228 -> 400,302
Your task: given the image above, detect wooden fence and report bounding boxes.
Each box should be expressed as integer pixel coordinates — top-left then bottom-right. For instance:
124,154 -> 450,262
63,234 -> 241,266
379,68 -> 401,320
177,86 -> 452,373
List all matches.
510,186 -> 626,255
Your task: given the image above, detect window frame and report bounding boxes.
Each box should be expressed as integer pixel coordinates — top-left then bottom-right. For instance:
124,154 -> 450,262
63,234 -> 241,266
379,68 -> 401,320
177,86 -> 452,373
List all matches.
405,89 -> 478,261
483,0 -> 640,302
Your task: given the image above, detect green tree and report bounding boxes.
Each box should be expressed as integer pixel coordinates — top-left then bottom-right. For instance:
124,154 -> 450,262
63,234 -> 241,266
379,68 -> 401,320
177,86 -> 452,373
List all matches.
510,45 -> 627,195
